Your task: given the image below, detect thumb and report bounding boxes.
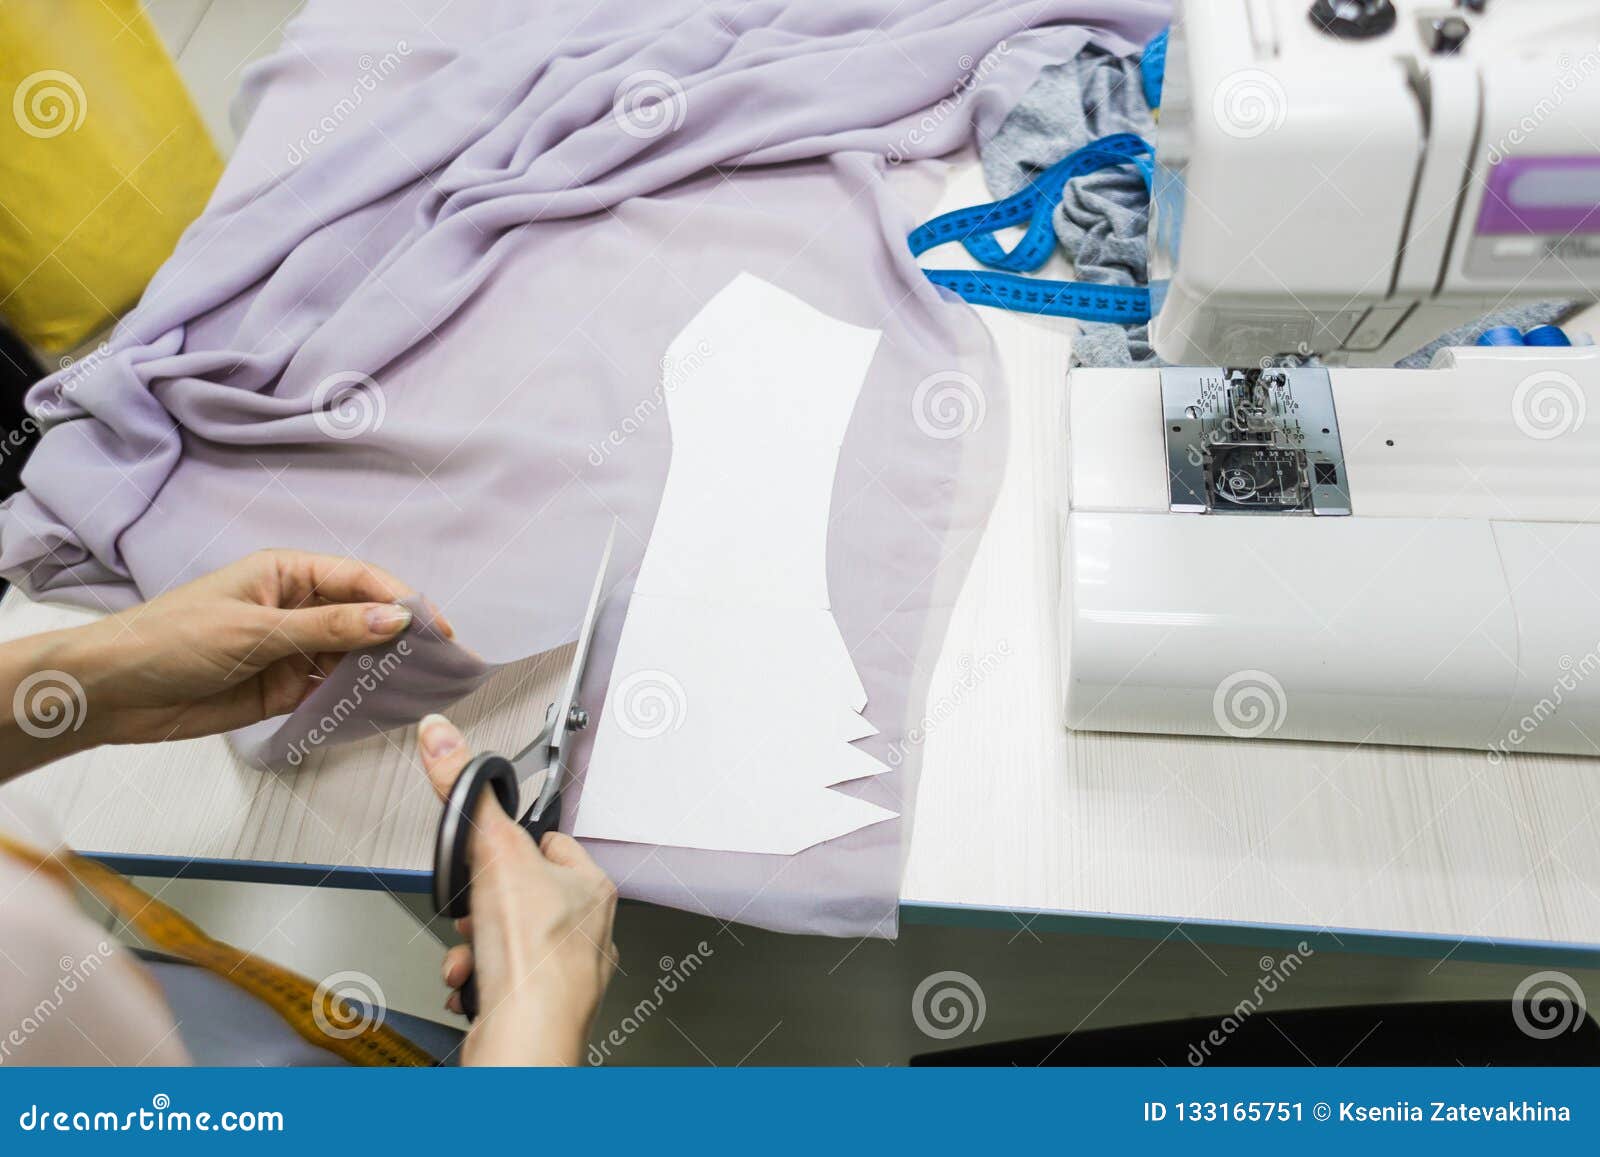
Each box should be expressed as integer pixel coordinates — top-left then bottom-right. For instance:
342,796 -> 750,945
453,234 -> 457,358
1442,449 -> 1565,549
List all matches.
418,713 -> 472,798
416,715 -> 534,862
416,713 -> 528,851
261,601 -> 413,661
468,789 -> 534,873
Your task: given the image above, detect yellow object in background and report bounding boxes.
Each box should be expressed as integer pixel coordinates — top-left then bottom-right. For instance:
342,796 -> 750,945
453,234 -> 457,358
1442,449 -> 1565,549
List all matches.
0,0 -> 223,353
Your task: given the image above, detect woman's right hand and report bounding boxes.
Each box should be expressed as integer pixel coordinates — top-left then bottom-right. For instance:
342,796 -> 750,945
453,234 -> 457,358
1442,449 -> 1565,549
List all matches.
416,713 -> 619,1066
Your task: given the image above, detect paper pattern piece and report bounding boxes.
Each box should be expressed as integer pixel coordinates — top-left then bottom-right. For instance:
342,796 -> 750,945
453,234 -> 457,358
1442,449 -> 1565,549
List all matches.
575,273 -> 896,856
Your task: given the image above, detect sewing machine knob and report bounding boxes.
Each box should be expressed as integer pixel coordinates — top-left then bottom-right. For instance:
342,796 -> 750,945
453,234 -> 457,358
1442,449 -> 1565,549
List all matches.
1428,15 -> 1472,54
1308,0 -> 1396,40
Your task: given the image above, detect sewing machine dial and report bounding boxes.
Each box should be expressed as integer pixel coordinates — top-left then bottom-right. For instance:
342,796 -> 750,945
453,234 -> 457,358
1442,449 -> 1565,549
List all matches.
1161,366 -> 1350,517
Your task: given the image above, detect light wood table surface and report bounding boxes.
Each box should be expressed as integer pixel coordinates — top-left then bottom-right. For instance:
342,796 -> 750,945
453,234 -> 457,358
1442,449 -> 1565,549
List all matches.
4,164 -> 1598,969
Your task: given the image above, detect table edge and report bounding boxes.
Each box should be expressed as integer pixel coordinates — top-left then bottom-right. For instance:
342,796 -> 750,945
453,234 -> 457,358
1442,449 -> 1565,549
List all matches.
91,850 -> 1600,968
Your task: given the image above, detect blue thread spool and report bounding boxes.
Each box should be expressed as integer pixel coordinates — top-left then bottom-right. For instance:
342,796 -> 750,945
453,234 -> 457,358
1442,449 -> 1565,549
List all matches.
1523,324 -> 1572,347
1477,325 -> 1526,347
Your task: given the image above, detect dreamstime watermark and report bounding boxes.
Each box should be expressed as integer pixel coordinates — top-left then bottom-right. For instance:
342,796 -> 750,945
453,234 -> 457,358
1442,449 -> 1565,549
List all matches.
612,70 -> 687,140
587,340 -> 713,466
1183,360 -> 1316,472
1255,342 -> 1317,372
1512,970 -> 1588,1040
312,371 -> 387,440
912,970 -> 986,1039
1511,369 -> 1585,441
1487,644 -> 1600,764
0,942 -> 113,1064
312,970 -> 386,1040
13,70 -> 87,139
56,342 -> 112,391
885,641 -> 1011,769
283,641 -> 412,767
0,343 -> 112,469
17,1095 -> 283,1133
1212,669 -> 1287,739
1486,42 -> 1600,165
610,669 -> 688,740
11,670 -> 87,741
1187,944 -> 1315,1065
586,942 -> 714,1065
287,42 -> 412,165
885,41 -> 1010,164
912,370 -> 986,439
1211,68 -> 1287,140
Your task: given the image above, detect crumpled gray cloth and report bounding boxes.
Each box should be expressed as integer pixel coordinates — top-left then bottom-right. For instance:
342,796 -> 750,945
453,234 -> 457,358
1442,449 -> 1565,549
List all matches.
981,47 -> 1155,366
981,45 -> 1575,367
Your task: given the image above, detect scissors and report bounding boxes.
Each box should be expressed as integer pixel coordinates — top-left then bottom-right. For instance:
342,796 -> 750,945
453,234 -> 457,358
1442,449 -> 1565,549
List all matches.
431,522 -> 615,1017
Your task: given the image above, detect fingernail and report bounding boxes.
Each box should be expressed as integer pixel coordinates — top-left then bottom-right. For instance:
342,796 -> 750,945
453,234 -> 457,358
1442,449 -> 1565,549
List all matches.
420,713 -> 461,758
423,598 -> 455,640
366,603 -> 412,636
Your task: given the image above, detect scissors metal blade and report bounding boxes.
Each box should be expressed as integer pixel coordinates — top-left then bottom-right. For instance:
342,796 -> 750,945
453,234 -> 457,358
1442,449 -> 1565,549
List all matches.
513,520 -> 616,822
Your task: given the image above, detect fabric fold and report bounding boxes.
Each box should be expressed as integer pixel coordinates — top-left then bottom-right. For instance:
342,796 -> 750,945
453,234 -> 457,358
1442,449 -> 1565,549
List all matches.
230,596 -> 489,769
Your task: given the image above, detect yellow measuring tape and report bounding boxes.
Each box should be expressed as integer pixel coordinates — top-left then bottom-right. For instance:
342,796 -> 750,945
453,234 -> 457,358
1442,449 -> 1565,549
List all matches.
0,832 -> 437,1067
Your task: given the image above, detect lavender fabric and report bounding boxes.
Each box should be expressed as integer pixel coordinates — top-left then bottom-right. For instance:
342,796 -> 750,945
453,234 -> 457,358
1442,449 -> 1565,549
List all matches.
0,0 -> 1168,935
230,595 -> 484,769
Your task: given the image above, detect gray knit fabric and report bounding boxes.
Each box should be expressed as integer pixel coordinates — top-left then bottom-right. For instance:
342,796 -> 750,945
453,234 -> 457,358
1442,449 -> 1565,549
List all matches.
980,48 -> 1575,366
981,48 -> 1154,366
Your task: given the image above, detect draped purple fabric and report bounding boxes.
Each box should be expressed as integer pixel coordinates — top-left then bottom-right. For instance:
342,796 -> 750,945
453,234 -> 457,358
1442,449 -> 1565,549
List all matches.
0,0 -> 1168,934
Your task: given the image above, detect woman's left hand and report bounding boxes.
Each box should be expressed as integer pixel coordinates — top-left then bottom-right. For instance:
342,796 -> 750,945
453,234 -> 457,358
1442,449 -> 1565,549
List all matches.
2,550 -> 448,773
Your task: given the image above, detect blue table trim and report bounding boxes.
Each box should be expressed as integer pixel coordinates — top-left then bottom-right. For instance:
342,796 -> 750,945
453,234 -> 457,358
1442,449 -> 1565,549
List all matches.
93,849 -> 1600,968
90,850 -> 432,894
901,899 -> 1600,971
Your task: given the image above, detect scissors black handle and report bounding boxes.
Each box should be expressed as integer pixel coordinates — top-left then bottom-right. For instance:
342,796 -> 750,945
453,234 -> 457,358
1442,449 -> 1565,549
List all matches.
431,752 -> 564,1020
432,753 -> 517,919
522,791 -> 562,842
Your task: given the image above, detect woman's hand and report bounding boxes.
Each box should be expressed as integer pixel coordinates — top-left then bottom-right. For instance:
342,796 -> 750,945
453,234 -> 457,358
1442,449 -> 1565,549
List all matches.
0,549 -> 446,777
416,714 -> 619,1066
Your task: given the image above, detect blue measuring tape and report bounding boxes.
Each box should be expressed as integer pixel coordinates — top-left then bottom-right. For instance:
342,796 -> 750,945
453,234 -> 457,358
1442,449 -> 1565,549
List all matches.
908,132 -> 1155,323
1141,27 -> 1169,110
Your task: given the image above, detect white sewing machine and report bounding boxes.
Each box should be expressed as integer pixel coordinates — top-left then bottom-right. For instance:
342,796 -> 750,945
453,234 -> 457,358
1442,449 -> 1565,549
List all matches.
1062,0 -> 1600,756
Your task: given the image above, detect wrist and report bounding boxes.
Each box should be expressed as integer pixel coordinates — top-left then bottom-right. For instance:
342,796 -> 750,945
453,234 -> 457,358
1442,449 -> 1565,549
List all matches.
0,625 -> 115,778
465,1001 -> 591,1066
45,620 -> 138,746
466,977 -> 599,1066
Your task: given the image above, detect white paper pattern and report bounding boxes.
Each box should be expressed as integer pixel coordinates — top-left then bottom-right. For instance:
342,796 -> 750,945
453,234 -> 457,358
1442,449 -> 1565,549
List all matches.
575,274 -> 895,856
